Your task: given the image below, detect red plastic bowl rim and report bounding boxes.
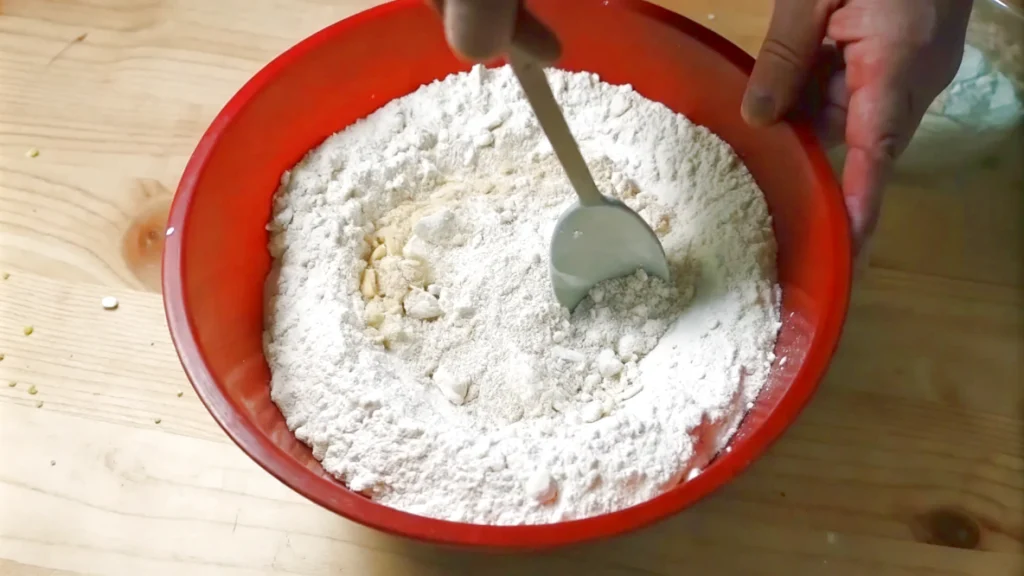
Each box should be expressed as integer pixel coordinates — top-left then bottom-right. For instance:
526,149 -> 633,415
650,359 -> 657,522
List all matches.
163,0 -> 851,549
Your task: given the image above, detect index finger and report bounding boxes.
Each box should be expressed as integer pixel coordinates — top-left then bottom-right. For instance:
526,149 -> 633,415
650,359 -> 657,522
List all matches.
840,40 -> 928,252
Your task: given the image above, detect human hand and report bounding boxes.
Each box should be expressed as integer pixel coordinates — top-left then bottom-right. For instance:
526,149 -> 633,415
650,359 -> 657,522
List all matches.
427,0 -> 560,62
742,0 -> 972,253
429,1 -> 971,254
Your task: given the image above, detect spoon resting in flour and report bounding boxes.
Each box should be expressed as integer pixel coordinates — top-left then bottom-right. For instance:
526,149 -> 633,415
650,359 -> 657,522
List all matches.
506,45 -> 670,311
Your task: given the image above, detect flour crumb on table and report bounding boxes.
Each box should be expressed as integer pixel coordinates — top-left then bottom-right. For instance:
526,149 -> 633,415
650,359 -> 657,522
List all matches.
264,65 -> 781,525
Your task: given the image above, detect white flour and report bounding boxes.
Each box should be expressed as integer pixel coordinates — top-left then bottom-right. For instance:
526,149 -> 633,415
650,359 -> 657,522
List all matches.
264,65 -> 781,524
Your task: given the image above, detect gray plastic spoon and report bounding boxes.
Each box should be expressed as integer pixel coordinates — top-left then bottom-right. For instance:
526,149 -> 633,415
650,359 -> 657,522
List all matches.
507,46 -> 670,310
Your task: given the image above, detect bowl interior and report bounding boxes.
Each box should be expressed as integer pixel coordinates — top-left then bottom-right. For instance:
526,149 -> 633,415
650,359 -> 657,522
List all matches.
165,0 -> 849,547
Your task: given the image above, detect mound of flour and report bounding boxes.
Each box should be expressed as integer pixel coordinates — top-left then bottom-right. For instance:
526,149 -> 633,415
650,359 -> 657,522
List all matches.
264,65 -> 781,524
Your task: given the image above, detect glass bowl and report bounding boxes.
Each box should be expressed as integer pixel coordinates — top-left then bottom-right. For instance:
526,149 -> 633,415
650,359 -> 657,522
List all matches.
898,0 -> 1024,173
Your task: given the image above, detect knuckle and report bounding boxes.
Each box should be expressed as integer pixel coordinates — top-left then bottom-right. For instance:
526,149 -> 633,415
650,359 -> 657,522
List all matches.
859,208 -> 881,239
904,89 -> 918,117
816,0 -> 843,20
759,38 -> 807,72
871,92 -> 916,162
874,134 -> 902,162
938,44 -> 967,85
903,6 -> 939,48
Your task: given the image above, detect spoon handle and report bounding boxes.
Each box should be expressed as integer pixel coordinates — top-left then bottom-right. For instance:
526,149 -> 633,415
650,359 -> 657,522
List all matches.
508,46 -> 605,207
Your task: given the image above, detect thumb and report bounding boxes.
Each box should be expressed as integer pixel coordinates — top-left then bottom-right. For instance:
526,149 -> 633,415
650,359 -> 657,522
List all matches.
429,0 -> 560,63
430,0 -> 519,61
743,0 -> 839,126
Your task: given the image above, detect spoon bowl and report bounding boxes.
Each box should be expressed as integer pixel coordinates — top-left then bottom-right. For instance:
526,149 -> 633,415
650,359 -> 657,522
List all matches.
550,197 -> 671,309
508,45 -> 670,309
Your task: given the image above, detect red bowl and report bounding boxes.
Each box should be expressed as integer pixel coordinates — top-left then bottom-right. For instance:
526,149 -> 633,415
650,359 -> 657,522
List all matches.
163,0 -> 850,549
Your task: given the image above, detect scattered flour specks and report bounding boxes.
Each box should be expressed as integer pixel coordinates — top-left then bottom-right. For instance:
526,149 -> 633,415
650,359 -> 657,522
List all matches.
264,65 -> 781,525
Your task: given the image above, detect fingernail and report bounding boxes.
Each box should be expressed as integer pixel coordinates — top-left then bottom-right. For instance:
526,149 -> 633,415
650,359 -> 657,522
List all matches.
742,89 -> 776,126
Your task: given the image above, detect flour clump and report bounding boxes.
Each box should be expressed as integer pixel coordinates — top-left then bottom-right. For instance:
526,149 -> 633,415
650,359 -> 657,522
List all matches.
264,65 -> 781,525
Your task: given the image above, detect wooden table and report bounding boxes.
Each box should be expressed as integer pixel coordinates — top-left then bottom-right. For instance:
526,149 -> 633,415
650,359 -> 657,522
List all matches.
1,1 -> 1021,574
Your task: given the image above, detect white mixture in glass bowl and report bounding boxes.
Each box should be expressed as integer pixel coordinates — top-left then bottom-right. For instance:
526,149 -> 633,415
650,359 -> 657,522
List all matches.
263,65 -> 781,525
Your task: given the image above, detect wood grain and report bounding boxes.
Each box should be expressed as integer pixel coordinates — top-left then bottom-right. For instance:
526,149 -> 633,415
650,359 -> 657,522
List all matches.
1,1 -> 1022,575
